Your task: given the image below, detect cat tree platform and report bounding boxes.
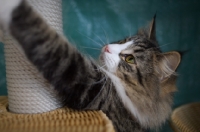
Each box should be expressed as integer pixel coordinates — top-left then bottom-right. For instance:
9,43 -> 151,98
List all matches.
170,102 -> 200,132
0,96 -> 115,132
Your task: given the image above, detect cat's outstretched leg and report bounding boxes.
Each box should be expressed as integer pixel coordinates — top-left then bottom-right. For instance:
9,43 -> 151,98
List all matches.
0,0 -> 104,110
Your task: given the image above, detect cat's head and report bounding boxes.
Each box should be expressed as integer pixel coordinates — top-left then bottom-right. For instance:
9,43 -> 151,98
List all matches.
100,17 -> 181,128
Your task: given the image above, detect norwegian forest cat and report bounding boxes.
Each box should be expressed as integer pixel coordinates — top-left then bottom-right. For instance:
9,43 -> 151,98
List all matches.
0,0 -> 181,132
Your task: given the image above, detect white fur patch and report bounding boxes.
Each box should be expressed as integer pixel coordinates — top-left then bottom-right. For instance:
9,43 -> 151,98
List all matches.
102,69 -> 148,125
101,40 -> 133,73
0,0 -> 22,30
106,41 -> 133,54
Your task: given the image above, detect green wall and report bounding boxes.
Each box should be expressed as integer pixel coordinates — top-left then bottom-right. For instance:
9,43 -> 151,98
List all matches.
0,42 -> 6,95
0,0 -> 200,131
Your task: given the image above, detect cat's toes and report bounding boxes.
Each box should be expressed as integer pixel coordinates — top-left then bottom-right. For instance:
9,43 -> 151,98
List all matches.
0,0 -> 23,29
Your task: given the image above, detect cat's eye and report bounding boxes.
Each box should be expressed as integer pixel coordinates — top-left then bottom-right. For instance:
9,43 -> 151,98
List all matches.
125,55 -> 135,64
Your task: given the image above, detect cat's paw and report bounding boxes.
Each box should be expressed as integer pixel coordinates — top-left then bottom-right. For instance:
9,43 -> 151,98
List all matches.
0,0 -> 23,29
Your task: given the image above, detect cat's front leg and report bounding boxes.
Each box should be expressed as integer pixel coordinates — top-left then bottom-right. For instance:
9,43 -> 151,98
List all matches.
0,0 -> 23,31
0,0 -> 105,110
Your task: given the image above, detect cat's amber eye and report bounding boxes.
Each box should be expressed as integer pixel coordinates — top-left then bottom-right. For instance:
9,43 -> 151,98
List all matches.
125,55 -> 135,64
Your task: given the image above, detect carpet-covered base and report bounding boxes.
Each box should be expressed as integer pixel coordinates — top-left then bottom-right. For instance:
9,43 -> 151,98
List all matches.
0,96 -> 114,132
170,102 -> 200,132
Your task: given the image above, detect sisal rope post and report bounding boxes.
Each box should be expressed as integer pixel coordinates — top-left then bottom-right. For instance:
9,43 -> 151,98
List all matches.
0,2 -> 116,131
3,0 -> 63,114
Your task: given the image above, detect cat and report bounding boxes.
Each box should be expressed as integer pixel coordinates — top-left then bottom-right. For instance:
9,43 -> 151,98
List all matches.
0,0 -> 181,132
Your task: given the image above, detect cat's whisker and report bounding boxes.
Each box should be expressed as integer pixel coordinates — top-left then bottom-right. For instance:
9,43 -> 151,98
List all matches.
96,64 -> 106,71
128,25 -> 132,38
109,81 -> 113,100
157,42 -> 174,49
91,31 -> 106,46
100,65 -> 106,69
80,46 -> 101,51
101,27 -> 109,45
76,30 -> 102,47
145,43 -> 174,52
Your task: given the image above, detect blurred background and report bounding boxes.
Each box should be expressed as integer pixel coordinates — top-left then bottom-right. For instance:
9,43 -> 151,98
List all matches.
0,0 -> 200,131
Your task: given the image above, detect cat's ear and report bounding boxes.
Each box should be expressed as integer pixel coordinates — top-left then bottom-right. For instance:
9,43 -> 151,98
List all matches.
157,51 -> 181,82
137,15 -> 157,41
148,14 -> 156,41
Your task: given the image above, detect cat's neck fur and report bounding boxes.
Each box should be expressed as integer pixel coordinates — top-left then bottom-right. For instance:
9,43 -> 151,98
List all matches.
103,68 -> 174,129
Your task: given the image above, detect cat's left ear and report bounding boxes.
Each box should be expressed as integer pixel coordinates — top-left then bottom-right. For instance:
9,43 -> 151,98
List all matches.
137,15 -> 157,41
148,14 -> 156,41
157,51 -> 181,82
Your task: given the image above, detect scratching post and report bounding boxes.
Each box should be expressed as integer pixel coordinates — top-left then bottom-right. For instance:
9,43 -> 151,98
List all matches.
0,1 -> 116,131
0,0 -> 114,132
3,0 -> 63,114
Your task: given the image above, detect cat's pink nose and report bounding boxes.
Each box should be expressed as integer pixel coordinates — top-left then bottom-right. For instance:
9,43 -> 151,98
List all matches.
104,45 -> 111,53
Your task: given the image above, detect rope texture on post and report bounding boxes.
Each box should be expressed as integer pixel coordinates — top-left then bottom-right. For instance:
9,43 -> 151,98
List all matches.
4,0 -> 63,114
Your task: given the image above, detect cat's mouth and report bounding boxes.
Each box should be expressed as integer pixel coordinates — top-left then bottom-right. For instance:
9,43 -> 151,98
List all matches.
99,52 -> 119,73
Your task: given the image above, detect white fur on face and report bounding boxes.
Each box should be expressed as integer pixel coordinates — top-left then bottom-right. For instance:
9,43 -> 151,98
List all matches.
100,40 -> 133,73
0,0 -> 22,30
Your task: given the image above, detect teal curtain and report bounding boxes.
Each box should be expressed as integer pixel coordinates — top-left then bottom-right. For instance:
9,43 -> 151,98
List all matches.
0,0 -> 200,131
0,42 -> 6,95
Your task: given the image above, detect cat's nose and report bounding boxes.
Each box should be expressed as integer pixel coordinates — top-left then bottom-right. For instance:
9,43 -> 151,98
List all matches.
104,45 -> 111,53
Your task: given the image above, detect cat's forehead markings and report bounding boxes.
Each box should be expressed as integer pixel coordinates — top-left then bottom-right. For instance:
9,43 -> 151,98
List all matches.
121,40 -> 134,49
116,40 -> 134,53
107,40 -> 134,54
121,49 -> 133,55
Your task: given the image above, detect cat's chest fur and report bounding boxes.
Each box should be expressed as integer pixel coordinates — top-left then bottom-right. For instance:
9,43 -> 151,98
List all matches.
86,74 -> 144,132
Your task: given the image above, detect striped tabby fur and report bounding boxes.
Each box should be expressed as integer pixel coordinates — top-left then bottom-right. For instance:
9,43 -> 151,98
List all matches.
0,0 -> 181,132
